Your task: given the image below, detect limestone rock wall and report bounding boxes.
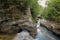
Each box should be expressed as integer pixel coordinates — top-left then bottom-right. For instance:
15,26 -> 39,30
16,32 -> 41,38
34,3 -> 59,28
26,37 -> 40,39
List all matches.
0,0 -> 37,38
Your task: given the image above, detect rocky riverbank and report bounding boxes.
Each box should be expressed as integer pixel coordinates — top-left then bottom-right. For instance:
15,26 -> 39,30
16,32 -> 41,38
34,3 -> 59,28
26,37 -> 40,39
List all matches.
0,0 -> 37,40
40,19 -> 60,35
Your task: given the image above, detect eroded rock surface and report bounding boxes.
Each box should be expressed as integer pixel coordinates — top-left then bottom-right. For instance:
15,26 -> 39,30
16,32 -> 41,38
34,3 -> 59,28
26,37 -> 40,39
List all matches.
0,0 -> 37,38
13,31 -> 34,40
40,19 -> 60,35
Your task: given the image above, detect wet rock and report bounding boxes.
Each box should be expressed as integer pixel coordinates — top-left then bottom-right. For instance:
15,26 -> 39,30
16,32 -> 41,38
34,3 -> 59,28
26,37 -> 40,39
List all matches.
52,24 -> 60,35
40,19 -> 60,35
53,29 -> 60,35
13,31 -> 34,40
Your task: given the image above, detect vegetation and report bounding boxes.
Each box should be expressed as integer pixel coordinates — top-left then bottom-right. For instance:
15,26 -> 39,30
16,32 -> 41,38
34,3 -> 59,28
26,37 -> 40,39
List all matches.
29,0 -> 42,19
41,0 -> 60,22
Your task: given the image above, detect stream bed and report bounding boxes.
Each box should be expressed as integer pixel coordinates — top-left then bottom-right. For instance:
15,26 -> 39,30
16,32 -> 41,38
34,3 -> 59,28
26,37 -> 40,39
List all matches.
35,26 -> 60,40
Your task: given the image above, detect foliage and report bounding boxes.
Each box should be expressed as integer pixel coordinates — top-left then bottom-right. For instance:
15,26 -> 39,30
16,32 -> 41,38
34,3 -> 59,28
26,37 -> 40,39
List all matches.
0,0 -> 42,20
42,0 -> 60,22
30,0 -> 42,19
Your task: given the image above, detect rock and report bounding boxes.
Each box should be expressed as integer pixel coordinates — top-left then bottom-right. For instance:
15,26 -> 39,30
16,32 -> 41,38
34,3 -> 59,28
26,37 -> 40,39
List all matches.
18,21 -> 37,38
0,20 -> 36,37
40,19 -> 60,35
13,31 -> 34,40
53,29 -> 60,35
52,24 -> 60,35
0,0 -> 37,38
0,34 -> 15,40
52,25 -> 60,30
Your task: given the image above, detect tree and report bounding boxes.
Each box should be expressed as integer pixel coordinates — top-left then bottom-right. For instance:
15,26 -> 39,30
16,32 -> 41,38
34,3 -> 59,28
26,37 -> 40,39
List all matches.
30,0 -> 42,19
42,0 -> 60,22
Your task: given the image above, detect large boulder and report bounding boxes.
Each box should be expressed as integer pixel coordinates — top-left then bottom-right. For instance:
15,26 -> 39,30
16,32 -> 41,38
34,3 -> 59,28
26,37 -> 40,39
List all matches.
0,20 -> 37,38
0,0 -> 37,38
13,31 -> 35,40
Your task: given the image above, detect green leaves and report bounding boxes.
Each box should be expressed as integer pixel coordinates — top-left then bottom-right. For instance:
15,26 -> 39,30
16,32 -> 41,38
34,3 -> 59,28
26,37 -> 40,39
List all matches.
42,0 -> 60,22
30,0 -> 42,19
1,0 -> 42,20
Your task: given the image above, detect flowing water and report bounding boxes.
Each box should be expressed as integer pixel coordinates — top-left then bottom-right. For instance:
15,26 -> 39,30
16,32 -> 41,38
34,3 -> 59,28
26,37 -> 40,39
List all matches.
35,19 -> 60,40
13,19 -> 60,40
0,19 -> 60,40
35,25 -> 60,40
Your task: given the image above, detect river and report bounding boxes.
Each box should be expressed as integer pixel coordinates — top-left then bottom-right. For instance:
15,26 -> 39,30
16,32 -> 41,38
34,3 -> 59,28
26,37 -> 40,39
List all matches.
35,19 -> 60,40
35,26 -> 60,40
13,19 -> 60,40
0,20 -> 59,40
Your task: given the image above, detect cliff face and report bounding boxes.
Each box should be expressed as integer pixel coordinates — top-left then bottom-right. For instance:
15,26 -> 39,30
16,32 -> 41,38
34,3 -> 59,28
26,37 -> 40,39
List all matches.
40,19 -> 60,35
0,0 -> 37,38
